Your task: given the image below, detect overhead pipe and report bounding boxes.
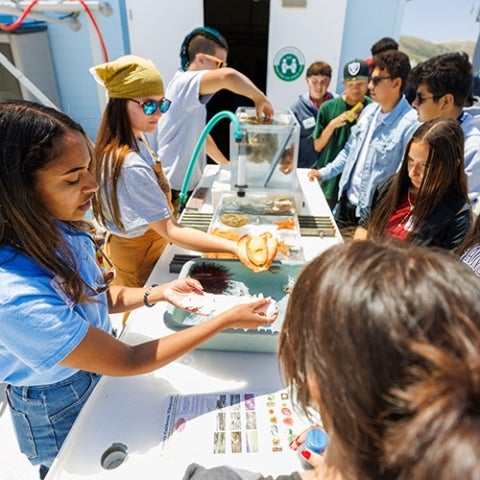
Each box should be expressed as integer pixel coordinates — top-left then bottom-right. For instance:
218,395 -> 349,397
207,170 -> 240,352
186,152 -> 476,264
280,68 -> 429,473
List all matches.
0,1 -> 112,15
0,6 -> 81,29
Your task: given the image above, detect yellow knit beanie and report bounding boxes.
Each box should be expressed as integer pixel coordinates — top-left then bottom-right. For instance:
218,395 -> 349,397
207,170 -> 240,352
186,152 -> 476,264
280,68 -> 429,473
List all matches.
90,54 -> 164,98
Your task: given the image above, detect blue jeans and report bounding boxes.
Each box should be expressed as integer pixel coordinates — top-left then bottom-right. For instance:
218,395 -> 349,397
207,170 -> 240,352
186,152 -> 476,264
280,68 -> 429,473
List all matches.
5,370 -> 100,470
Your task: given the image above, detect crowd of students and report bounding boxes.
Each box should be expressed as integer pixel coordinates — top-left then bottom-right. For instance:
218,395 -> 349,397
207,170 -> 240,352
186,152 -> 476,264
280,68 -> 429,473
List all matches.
2,27 -> 480,480
298,45 -> 480,249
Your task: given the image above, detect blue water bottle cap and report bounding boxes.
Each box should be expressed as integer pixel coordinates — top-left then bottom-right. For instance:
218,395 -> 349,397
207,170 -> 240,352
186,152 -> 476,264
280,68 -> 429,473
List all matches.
305,428 -> 328,454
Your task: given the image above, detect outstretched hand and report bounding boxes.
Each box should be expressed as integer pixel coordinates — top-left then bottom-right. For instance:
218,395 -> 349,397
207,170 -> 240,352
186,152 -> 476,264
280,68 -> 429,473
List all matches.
217,297 -> 279,329
236,232 -> 278,273
162,277 -> 205,311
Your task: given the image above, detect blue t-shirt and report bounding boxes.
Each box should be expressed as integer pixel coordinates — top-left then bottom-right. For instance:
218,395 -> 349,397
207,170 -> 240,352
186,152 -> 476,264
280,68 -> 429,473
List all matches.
0,226 -> 111,386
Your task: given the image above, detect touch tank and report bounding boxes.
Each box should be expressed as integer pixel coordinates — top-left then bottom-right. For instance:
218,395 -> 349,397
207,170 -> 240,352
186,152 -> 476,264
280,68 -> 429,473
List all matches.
229,107 -> 301,200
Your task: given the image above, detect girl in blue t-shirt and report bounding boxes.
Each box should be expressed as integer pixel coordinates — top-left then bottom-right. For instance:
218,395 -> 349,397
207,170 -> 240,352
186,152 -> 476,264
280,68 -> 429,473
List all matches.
0,100 -> 277,479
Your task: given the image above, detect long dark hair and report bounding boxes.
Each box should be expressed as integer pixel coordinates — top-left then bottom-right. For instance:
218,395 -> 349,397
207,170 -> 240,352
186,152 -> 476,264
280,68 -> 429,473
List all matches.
367,118 -> 468,240
278,239 -> 480,479
92,97 -> 138,231
0,99 -> 95,304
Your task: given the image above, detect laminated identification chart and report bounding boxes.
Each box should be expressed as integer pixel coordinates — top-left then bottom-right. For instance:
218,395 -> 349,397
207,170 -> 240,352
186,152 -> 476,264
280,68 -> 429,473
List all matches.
161,390 -> 308,458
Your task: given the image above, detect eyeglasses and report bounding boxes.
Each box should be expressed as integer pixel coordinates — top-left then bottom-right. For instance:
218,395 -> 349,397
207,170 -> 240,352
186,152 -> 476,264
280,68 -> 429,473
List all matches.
414,93 -> 442,105
203,53 -> 226,69
369,76 -> 392,86
128,98 -> 172,115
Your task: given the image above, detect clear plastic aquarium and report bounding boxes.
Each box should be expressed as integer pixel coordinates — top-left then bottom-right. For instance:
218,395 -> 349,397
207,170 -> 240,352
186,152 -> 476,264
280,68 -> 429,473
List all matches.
229,107 -> 301,196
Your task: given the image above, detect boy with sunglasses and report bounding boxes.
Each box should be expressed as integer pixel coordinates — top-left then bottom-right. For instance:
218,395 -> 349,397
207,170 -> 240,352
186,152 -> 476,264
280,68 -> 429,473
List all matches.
408,52 -> 480,209
308,50 -> 418,230
156,26 -> 273,204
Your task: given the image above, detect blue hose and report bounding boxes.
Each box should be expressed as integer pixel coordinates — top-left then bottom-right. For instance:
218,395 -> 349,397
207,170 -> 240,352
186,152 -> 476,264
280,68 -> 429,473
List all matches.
178,110 -> 244,212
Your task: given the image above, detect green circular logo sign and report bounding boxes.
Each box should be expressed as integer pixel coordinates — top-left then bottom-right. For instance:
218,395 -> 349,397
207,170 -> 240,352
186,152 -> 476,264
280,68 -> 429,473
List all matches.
273,47 -> 305,82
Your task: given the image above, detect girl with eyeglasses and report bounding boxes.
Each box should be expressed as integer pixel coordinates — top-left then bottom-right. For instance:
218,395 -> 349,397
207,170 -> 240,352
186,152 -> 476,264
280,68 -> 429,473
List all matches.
354,117 -> 471,250
91,55 -> 267,290
0,99 -> 277,479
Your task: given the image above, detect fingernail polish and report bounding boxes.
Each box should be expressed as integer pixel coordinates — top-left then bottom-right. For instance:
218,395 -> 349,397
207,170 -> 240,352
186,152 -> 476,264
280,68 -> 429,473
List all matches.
301,449 -> 311,460
289,435 -> 300,447
298,429 -> 328,469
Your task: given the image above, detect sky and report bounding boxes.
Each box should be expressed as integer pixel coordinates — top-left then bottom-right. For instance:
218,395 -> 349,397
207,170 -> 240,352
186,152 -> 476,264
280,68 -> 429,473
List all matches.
400,0 -> 480,43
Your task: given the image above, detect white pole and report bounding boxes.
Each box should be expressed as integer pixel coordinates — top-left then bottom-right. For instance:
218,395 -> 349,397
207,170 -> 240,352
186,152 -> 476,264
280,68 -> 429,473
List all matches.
0,51 -> 59,109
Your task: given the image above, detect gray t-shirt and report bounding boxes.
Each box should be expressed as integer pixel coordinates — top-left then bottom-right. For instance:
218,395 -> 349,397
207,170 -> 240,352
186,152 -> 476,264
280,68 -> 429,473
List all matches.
182,463 -> 302,480
100,140 -> 171,238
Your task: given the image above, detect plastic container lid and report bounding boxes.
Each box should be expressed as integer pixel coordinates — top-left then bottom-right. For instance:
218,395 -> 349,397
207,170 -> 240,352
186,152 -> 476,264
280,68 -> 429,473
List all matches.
305,428 -> 328,454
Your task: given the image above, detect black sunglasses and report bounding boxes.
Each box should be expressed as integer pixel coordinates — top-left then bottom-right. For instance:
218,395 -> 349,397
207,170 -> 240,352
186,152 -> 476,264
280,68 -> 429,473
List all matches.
369,75 -> 392,86
129,98 -> 172,115
415,93 -> 443,105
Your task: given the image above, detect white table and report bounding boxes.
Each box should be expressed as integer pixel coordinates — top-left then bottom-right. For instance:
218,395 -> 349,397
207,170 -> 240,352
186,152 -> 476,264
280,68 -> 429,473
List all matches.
45,168 -> 341,479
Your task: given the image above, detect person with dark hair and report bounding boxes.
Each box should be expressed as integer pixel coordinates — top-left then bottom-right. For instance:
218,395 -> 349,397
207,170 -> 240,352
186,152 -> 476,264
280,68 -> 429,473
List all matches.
370,36 -> 399,56
0,99 -> 278,479
364,36 -> 399,72
408,51 -> 480,207
309,50 -> 418,229
91,55 -> 277,289
310,58 -> 372,208
182,239 -> 480,479
156,26 -> 273,200
355,118 -> 471,249
280,239 -> 480,480
290,61 -> 337,168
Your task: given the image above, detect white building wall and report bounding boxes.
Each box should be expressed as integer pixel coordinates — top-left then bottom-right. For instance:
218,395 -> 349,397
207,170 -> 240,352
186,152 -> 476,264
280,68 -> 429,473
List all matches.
266,0 -> 347,110
126,0 -> 203,88
44,0 -> 125,140
33,0 -> 408,140
338,0 -> 407,92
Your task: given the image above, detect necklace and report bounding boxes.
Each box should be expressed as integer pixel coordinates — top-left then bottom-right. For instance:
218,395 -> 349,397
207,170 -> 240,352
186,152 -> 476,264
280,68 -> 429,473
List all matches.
398,188 -> 415,230
407,188 -> 415,210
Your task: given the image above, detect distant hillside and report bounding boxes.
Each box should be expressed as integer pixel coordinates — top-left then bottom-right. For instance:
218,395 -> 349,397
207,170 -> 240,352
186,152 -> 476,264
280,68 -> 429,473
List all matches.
399,35 -> 475,65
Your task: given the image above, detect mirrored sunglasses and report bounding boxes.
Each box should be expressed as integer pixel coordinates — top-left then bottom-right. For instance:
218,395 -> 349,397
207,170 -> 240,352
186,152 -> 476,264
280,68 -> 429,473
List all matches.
129,98 -> 172,115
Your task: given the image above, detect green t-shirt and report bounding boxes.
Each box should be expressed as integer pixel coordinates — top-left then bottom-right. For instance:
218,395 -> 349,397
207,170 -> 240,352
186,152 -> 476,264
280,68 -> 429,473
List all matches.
313,96 -> 372,205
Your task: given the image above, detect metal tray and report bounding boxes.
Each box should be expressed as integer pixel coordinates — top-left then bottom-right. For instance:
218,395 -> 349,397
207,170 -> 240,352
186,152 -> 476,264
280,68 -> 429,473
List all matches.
208,193 -> 304,261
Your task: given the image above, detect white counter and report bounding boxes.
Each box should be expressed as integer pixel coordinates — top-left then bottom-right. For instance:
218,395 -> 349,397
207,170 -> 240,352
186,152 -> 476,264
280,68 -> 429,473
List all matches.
45,168 -> 341,479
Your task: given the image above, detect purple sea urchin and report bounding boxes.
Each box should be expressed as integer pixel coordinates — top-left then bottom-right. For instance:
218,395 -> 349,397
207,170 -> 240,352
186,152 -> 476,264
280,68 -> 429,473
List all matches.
189,262 -> 232,294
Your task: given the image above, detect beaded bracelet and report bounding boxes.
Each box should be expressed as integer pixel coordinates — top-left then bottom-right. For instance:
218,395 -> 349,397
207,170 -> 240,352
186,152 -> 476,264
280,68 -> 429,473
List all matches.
143,284 -> 159,308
